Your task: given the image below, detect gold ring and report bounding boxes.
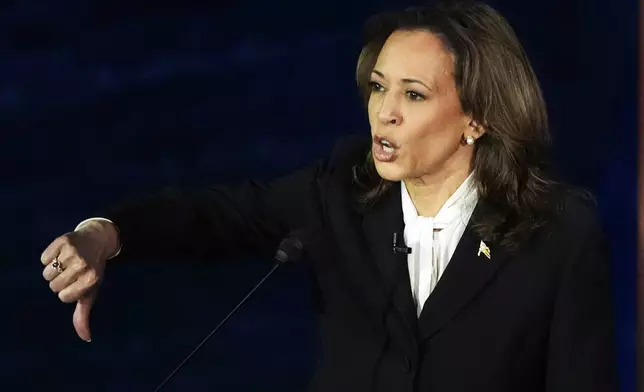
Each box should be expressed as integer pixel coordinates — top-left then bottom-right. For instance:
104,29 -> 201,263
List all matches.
52,257 -> 64,273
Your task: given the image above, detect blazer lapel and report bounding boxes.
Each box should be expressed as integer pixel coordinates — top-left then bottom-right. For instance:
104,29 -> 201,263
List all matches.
321,173 -> 393,326
361,182 -> 418,337
417,201 -> 510,341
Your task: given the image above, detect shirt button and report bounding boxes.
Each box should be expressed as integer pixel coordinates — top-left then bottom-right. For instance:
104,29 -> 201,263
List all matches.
402,357 -> 412,373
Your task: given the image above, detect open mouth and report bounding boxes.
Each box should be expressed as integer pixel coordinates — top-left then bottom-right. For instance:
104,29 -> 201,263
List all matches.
380,139 -> 394,153
372,136 -> 399,162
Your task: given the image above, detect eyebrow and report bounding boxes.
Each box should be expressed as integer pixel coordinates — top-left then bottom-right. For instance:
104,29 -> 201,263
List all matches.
372,69 -> 433,91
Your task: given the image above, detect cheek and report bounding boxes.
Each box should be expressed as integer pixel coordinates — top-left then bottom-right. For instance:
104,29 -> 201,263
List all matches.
401,115 -> 443,148
401,115 -> 465,162
404,107 -> 466,145
367,97 -> 379,124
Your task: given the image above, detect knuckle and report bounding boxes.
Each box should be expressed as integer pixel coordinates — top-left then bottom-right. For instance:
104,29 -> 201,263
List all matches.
63,257 -> 84,274
78,257 -> 89,268
59,236 -> 80,254
70,260 -> 85,272
67,246 -> 80,259
58,235 -> 71,246
85,270 -> 99,285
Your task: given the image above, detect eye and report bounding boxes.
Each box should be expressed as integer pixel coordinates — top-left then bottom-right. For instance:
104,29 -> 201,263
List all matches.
406,90 -> 426,101
368,81 -> 385,92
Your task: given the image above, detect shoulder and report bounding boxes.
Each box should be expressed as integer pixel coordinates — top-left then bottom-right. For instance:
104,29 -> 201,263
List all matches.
327,133 -> 371,168
543,186 -> 606,246
269,133 -> 369,186
320,133 -> 372,189
507,186 -> 610,271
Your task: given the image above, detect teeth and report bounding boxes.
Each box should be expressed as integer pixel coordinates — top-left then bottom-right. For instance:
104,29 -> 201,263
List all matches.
379,139 -> 394,153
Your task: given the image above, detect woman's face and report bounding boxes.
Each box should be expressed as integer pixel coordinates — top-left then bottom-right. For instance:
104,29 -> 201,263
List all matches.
368,29 -> 483,183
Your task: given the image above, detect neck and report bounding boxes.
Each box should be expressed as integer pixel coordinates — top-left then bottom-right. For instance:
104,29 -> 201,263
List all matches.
403,165 -> 472,217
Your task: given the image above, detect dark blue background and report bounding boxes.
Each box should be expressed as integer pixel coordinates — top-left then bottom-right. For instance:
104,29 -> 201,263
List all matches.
4,0 -> 637,390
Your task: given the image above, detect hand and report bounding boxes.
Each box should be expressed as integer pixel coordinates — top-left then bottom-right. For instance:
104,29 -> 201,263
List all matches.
41,221 -> 118,342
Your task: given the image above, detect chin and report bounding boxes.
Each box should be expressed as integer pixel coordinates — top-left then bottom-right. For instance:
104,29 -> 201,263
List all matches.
374,161 -> 406,182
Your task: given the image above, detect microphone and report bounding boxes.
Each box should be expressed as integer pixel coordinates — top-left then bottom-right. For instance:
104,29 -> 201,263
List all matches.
392,232 -> 412,254
152,229 -> 311,392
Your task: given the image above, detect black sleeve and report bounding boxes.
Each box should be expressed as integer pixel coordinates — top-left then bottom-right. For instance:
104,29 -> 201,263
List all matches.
99,134 -> 368,262
544,203 -> 620,391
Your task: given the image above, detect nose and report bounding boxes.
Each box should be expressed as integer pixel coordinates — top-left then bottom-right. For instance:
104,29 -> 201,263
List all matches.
377,96 -> 402,126
378,112 -> 401,125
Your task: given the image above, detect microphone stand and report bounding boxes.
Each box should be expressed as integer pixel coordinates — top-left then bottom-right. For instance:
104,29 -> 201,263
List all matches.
152,231 -> 306,392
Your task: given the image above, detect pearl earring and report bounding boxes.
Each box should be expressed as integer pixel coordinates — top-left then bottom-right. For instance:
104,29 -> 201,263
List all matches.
465,135 -> 475,145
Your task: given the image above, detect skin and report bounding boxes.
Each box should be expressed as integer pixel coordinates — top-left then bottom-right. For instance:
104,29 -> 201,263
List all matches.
41,220 -> 119,342
368,29 -> 485,217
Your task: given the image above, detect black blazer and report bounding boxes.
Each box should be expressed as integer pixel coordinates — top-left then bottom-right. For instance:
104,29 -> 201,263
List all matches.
103,134 -> 619,392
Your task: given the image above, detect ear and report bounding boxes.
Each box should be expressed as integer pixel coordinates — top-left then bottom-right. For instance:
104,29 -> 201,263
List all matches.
468,119 -> 486,139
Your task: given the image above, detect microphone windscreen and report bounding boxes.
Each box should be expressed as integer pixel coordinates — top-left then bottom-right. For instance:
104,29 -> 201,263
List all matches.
274,228 -> 313,264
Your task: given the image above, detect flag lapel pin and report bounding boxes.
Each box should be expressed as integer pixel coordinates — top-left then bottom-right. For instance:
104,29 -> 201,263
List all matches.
477,240 -> 491,259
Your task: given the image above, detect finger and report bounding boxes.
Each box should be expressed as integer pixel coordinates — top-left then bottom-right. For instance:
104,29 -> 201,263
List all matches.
58,269 -> 99,304
49,259 -> 86,293
73,290 -> 97,342
42,262 -> 59,281
42,256 -> 67,281
40,235 -> 70,266
43,246 -> 77,281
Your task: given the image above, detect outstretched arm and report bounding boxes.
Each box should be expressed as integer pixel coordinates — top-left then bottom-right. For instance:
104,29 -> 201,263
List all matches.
99,159 -> 327,262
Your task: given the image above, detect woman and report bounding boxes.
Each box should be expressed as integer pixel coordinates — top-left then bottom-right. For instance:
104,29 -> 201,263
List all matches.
40,2 -> 618,391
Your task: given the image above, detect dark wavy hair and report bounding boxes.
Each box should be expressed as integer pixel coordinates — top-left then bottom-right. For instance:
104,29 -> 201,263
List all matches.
352,1 -> 581,251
